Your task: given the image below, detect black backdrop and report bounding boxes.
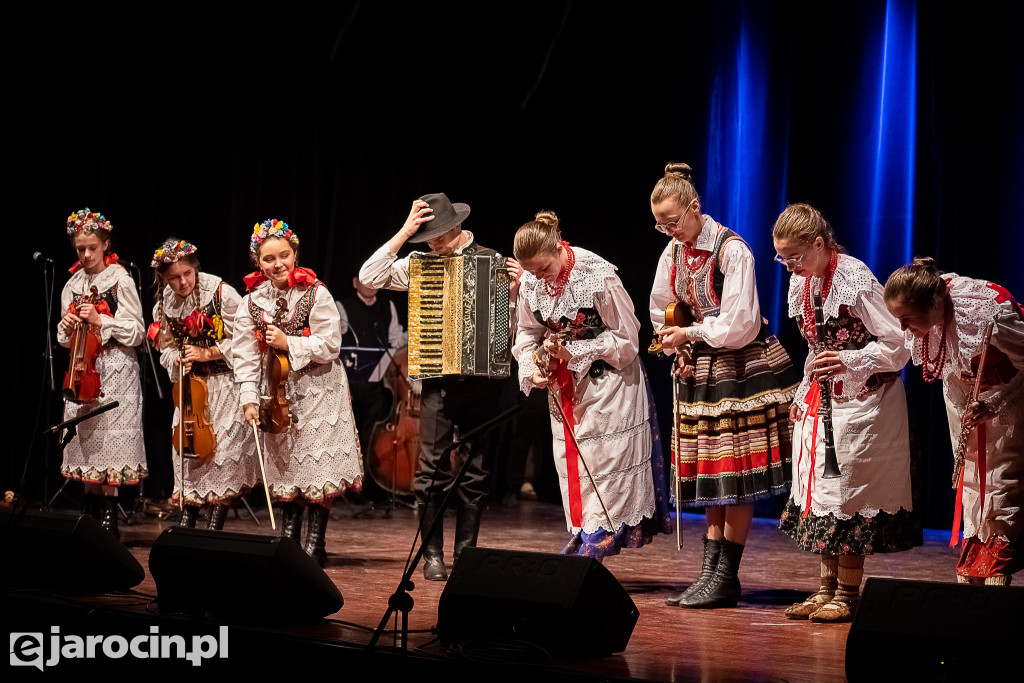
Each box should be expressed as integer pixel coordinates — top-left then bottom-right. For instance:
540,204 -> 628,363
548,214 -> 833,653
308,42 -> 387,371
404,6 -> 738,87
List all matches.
11,3 -> 1023,530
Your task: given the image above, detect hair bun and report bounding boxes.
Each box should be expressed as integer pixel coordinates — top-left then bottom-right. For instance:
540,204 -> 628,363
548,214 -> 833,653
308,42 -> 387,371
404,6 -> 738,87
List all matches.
664,162 -> 693,181
534,210 -> 559,229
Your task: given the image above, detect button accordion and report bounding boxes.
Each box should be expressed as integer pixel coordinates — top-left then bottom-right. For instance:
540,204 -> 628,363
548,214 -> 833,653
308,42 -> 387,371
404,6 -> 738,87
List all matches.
407,253 -> 512,380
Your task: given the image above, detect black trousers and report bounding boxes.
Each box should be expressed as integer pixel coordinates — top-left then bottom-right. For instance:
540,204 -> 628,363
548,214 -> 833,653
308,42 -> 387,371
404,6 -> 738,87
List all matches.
415,376 -> 501,506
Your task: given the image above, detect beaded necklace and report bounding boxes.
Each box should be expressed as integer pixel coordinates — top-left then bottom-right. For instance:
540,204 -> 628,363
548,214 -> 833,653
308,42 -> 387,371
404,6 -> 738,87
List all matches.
543,241 -> 575,296
921,322 -> 948,383
801,249 -> 839,340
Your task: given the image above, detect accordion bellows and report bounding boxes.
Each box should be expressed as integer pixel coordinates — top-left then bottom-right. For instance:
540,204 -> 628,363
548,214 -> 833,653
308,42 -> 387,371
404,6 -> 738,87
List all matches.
407,253 -> 512,380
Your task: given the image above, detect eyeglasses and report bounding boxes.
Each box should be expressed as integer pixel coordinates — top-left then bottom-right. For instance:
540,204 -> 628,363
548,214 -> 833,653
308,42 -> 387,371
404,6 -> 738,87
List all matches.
774,251 -> 808,267
654,198 -> 699,234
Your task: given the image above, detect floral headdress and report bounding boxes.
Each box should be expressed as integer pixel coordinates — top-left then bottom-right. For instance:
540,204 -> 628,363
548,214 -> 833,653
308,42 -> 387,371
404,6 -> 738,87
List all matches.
67,208 -> 113,235
250,218 -> 299,254
151,238 -> 198,267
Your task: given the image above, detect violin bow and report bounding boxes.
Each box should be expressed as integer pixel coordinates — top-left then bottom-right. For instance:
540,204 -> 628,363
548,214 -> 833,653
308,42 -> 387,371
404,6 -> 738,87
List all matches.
178,360 -> 186,513
538,334 -> 617,532
252,422 -> 277,531
548,385 -> 618,533
672,362 -> 682,550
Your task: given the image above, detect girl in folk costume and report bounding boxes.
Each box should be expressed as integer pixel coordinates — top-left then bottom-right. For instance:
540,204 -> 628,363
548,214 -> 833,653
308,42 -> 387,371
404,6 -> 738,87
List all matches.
773,204 -> 915,623
149,238 -> 257,530
510,212 -> 672,560
58,209 -> 147,539
885,258 -> 1024,585
649,163 -> 799,608
233,219 -> 362,566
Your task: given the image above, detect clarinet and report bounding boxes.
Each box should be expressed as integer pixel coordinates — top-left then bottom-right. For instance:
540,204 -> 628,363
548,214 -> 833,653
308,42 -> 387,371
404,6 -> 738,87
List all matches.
813,292 -> 841,479
951,322 -> 995,489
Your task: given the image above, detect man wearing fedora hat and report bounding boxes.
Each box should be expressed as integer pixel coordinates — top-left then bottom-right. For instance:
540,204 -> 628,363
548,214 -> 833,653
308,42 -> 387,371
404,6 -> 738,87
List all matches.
359,193 -> 520,581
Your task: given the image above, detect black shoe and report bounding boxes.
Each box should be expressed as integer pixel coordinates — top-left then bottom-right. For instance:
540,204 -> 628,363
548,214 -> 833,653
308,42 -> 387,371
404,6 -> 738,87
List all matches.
303,504 -> 329,567
680,538 -> 744,608
207,504 -> 228,530
101,496 -> 120,540
666,535 -> 721,606
281,502 -> 303,543
420,499 -> 447,581
178,505 -> 199,528
453,502 -> 483,564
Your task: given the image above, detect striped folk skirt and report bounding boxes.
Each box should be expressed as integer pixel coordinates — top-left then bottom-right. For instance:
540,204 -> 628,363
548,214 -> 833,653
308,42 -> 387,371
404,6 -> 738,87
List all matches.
671,328 -> 798,506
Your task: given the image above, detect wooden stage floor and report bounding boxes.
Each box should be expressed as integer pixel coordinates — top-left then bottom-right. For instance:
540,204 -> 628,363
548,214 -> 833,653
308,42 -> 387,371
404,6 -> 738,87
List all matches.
4,498 -> 962,681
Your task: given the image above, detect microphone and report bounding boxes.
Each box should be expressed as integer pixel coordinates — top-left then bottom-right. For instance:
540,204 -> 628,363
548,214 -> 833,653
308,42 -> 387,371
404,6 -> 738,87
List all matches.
121,259 -> 141,270
32,251 -> 54,263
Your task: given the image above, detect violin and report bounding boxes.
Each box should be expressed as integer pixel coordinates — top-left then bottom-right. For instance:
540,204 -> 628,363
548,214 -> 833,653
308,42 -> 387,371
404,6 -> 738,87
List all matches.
648,301 -> 694,362
172,342 -> 217,466
62,285 -> 103,404
259,297 -> 296,433
531,330 -> 571,380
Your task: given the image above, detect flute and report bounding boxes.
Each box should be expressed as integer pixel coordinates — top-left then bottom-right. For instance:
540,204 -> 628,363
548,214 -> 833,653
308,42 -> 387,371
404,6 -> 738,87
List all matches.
951,322 -> 995,489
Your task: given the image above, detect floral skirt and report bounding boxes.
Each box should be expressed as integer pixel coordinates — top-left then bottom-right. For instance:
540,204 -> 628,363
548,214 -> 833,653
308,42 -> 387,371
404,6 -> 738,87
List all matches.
779,499 -> 917,555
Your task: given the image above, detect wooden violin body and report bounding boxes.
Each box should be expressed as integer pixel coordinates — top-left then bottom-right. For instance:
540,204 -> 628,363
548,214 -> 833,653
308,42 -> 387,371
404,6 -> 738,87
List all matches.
648,301 -> 695,357
62,286 -> 103,404
173,368 -> 217,465
259,297 -> 296,434
366,347 -> 420,496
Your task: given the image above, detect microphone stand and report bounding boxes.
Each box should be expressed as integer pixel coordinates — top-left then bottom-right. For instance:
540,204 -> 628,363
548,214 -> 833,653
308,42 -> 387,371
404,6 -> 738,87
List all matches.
34,257 -> 58,508
366,403 -> 522,654
123,261 -> 163,525
126,261 -> 163,400
43,401 -> 121,509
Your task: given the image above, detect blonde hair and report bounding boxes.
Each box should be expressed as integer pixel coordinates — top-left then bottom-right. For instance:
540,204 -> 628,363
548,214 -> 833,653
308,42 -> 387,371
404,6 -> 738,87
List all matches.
513,210 -> 562,261
651,162 -> 699,207
884,257 -> 947,311
772,203 -> 843,251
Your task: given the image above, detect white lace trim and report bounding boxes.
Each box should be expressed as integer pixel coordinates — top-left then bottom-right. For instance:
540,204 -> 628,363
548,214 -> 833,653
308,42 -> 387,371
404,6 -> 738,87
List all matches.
909,275 -> 1024,421
67,263 -> 129,293
161,272 -> 222,317
248,278 -> 320,313
678,387 -> 796,418
521,247 -> 619,326
787,254 -> 878,321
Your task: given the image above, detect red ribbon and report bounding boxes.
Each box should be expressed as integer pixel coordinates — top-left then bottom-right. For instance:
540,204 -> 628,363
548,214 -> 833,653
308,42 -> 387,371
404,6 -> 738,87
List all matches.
288,267 -> 317,287
244,267 -> 318,291
553,362 -> 583,528
68,253 -> 119,274
798,381 -> 824,518
147,321 -> 162,348
951,423 -> 987,547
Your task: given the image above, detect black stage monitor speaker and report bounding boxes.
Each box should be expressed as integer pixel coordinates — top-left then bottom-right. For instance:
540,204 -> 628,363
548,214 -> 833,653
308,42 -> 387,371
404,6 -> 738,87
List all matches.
149,527 -> 343,621
0,509 -> 144,592
437,547 -> 639,658
847,577 -> 1024,682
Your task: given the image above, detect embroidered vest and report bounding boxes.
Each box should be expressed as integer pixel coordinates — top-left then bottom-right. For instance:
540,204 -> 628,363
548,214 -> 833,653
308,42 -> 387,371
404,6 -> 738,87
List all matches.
672,224 -> 744,323
165,284 -> 231,375
247,282 -> 323,375
72,282 -> 121,348
795,301 -> 897,400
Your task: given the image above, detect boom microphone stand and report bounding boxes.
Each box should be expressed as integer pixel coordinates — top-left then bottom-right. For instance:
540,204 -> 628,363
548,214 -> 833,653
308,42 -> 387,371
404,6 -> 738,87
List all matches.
366,403 -> 522,654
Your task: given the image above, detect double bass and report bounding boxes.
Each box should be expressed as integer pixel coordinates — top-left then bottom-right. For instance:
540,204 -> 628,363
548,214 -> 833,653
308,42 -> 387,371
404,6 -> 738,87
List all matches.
259,297 -> 296,433
366,346 -> 420,497
63,285 -> 103,404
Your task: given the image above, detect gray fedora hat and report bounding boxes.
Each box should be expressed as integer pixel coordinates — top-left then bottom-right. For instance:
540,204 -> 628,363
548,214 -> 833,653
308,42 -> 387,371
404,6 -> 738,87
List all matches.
407,192 -> 471,243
